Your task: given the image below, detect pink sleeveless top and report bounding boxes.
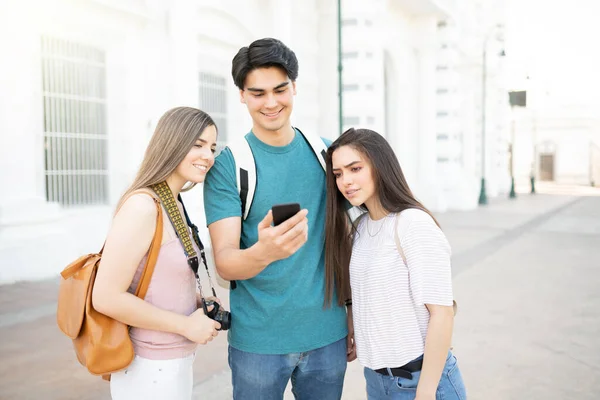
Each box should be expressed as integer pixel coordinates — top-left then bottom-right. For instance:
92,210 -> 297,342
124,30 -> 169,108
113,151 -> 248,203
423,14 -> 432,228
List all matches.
128,238 -> 198,360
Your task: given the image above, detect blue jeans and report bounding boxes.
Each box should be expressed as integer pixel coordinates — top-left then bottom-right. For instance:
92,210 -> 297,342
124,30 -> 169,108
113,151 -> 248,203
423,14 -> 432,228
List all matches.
228,338 -> 347,400
364,352 -> 467,400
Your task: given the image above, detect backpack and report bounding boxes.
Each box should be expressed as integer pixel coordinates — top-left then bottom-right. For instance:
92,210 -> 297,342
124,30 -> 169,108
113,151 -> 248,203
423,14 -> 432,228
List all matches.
56,192 -> 163,379
219,128 -> 327,290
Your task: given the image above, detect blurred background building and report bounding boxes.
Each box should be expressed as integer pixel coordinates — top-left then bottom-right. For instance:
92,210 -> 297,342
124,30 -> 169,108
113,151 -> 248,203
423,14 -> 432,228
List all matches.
1,0 -> 598,283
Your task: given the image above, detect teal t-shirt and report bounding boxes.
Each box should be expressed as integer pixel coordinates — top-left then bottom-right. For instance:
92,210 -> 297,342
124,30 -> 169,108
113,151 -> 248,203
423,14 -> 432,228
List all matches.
203,129 -> 347,354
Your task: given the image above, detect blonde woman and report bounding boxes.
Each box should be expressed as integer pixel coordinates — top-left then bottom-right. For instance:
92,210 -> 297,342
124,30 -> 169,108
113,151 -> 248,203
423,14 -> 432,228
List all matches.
92,107 -> 222,399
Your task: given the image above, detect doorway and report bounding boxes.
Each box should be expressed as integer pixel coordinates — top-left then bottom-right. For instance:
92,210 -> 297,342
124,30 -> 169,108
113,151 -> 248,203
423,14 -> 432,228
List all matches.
539,153 -> 554,181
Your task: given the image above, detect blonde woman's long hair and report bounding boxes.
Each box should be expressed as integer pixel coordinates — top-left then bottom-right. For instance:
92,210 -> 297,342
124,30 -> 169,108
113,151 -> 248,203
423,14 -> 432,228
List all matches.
116,107 -> 216,210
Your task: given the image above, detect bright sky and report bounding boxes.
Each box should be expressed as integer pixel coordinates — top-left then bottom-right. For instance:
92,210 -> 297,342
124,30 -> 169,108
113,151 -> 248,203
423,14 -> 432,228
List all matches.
506,0 -> 600,109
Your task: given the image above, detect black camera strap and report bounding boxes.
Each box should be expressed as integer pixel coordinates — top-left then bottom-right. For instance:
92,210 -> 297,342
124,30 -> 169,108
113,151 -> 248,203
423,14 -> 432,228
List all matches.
151,182 -> 217,301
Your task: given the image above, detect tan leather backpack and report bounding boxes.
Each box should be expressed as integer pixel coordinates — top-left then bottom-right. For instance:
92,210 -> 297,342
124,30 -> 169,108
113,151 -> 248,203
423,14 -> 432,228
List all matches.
56,192 -> 163,379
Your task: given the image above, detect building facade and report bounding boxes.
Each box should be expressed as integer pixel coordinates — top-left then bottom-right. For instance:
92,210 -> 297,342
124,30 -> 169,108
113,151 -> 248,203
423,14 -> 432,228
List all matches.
0,0 -> 341,283
0,0 -> 512,283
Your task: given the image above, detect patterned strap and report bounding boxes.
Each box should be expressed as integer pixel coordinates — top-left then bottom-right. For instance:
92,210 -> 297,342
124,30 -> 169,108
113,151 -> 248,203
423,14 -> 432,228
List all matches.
151,181 -> 196,259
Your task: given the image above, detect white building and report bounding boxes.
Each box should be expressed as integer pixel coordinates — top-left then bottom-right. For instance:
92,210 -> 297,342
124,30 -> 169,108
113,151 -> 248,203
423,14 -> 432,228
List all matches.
512,99 -> 600,187
434,0 -> 511,210
340,0 -> 512,212
0,0 -> 510,283
0,0 -> 343,283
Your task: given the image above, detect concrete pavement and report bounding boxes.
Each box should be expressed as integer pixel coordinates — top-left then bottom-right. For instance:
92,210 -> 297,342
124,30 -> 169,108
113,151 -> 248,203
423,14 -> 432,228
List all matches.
1,183 -> 599,399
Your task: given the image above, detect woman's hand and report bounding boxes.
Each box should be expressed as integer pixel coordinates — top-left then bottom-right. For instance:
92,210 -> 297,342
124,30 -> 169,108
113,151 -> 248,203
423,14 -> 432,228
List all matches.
180,306 -> 221,345
196,293 -> 222,309
415,393 -> 436,400
346,306 -> 357,362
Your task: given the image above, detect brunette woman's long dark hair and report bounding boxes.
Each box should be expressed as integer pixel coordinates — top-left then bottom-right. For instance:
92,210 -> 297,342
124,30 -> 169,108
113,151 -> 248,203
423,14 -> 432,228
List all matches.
324,128 -> 439,307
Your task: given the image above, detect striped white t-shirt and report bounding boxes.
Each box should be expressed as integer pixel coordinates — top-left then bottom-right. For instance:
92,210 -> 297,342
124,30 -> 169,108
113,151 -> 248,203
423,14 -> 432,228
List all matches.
350,208 -> 453,370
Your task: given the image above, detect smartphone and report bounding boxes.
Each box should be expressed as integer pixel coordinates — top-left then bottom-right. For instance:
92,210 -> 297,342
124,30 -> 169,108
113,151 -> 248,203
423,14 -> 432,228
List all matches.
272,203 -> 301,226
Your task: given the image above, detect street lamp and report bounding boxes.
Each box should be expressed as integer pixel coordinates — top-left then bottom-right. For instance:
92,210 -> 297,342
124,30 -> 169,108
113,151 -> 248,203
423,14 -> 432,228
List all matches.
478,24 -> 505,206
337,0 -> 343,135
508,90 -> 527,199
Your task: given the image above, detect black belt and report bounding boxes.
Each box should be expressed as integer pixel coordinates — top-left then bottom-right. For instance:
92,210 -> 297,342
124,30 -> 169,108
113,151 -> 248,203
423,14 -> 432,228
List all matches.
374,358 -> 423,380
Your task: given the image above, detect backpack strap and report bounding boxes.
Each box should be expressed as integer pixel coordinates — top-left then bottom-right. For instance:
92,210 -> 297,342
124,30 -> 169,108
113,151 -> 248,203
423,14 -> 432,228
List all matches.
295,127 -> 327,171
227,137 -> 256,221
110,190 -> 164,300
134,194 -> 163,300
228,129 -> 327,221
393,213 -> 407,265
393,211 -> 457,315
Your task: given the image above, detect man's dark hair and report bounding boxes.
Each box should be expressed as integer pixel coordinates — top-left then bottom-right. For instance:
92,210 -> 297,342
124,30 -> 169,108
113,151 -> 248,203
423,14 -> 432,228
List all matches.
231,38 -> 299,90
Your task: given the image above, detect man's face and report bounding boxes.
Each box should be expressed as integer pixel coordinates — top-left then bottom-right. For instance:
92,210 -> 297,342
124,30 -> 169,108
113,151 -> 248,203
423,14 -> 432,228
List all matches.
240,67 -> 296,134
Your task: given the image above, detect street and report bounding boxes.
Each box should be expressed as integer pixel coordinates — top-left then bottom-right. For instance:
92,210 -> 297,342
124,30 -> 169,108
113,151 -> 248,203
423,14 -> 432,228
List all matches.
1,184 -> 599,399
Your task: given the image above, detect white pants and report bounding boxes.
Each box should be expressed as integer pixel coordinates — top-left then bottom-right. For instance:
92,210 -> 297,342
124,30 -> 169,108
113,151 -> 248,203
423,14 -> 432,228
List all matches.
110,353 -> 195,400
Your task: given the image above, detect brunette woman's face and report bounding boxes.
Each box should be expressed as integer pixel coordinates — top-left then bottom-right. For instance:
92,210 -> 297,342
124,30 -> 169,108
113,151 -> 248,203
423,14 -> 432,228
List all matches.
174,125 -> 217,184
331,145 -> 377,207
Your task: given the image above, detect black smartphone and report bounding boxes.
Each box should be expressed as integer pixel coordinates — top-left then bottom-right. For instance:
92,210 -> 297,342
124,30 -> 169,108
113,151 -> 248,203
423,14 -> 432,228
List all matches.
272,203 -> 301,226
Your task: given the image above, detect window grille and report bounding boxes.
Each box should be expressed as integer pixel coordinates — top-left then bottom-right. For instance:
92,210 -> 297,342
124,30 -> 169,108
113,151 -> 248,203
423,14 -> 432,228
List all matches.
199,72 -> 228,145
41,36 -> 108,206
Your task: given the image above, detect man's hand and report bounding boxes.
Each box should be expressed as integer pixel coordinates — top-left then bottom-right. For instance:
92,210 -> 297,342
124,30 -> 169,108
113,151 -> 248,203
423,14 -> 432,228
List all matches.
255,209 -> 309,264
346,306 -> 357,362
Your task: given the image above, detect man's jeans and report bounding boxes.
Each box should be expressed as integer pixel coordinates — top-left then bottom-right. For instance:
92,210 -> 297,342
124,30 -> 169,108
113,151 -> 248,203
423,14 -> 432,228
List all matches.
228,338 -> 347,400
363,352 -> 467,400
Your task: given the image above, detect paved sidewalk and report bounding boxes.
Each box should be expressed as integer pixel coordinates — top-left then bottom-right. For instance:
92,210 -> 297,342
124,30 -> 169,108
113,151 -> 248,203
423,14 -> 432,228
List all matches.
1,184 -> 599,399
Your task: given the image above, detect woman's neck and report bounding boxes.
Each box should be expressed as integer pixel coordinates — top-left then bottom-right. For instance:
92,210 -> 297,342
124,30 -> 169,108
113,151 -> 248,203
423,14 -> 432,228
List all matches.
365,197 -> 388,220
165,175 -> 185,199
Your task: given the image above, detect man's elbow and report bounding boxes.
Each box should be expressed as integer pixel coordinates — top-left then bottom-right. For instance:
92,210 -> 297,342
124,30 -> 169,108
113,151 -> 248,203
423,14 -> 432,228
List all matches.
214,261 -> 239,281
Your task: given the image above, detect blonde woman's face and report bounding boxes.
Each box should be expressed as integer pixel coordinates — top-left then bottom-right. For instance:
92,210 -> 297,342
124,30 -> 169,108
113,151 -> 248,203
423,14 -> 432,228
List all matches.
174,125 -> 217,184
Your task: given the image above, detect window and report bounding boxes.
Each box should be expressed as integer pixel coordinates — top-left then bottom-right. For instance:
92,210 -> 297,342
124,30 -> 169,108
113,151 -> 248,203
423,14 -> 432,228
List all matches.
343,116 -> 360,126
41,36 -> 108,206
342,52 -> 359,59
199,72 -> 228,144
343,84 -> 359,92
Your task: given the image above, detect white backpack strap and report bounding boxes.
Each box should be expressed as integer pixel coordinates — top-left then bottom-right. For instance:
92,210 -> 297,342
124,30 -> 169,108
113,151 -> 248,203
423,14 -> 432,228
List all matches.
295,127 -> 327,172
227,137 -> 256,221
393,213 -> 407,265
394,210 -> 457,315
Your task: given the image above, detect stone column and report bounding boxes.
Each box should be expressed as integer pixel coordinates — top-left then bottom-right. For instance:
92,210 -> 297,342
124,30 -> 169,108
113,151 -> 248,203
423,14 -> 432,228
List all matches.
413,15 -> 447,212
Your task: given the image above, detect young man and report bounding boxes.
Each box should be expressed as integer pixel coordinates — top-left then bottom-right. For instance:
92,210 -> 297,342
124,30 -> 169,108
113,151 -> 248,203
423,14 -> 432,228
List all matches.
203,38 -> 350,399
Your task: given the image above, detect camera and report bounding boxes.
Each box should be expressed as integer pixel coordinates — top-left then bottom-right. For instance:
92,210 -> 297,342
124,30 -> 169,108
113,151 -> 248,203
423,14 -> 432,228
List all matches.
204,299 -> 231,331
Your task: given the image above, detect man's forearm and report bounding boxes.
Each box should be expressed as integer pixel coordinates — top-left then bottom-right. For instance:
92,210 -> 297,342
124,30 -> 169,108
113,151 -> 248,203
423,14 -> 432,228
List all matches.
214,242 -> 273,280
